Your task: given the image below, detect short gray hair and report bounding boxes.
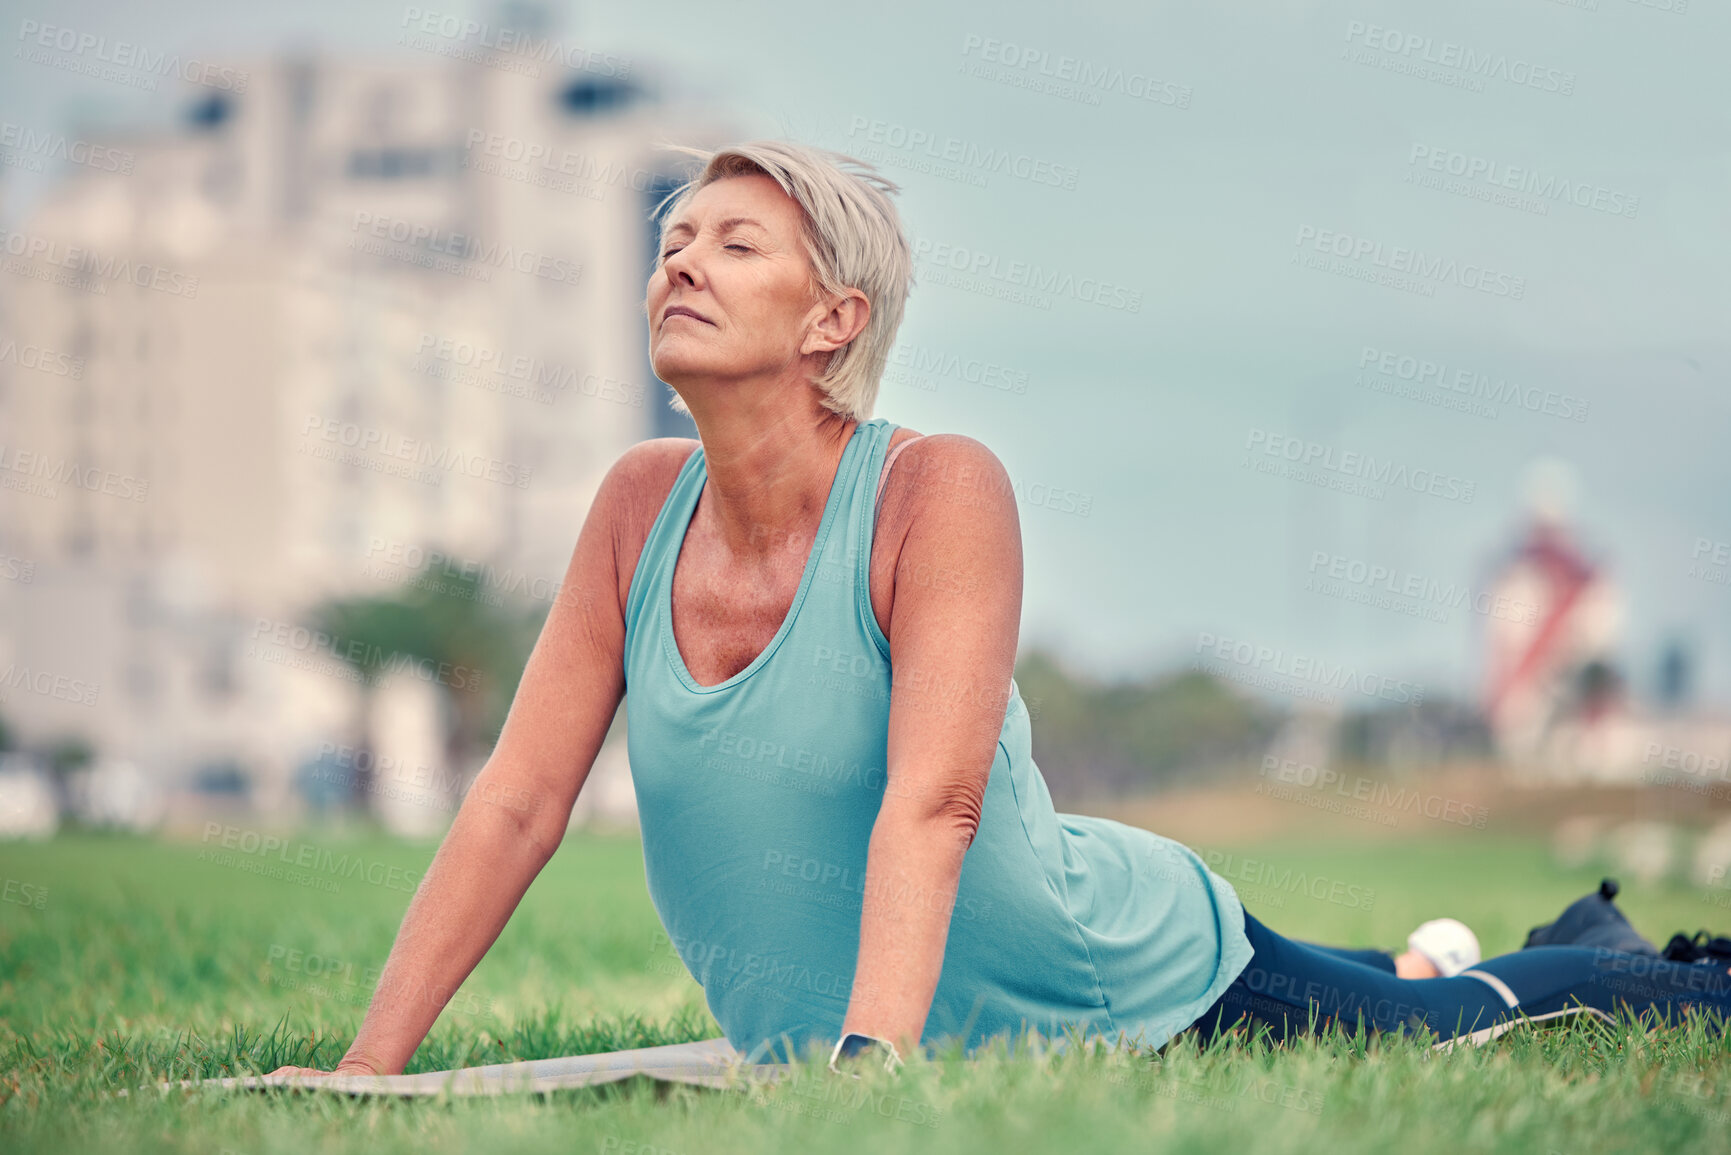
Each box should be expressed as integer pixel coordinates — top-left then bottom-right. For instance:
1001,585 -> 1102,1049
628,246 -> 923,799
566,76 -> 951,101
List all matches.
649,140 -> 915,423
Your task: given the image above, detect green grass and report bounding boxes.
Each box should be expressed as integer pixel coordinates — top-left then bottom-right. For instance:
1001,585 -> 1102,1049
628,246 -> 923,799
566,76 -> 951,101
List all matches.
2,828 -> 1729,1154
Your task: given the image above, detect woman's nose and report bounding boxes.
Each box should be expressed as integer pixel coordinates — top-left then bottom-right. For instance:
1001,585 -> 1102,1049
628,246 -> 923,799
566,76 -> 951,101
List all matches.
660,244 -> 701,287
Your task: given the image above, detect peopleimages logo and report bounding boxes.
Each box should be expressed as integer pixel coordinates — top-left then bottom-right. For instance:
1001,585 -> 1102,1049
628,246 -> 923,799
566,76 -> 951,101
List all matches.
1259,757 -> 1489,829
1406,145 -> 1638,219
846,117 -> 1081,189
363,537 -> 568,606
460,131 -> 657,197
958,34 -> 1193,108
0,228 -> 199,298
1200,850 -> 1376,910
0,663 -> 99,707
1642,741 -> 1729,782
1357,346 -> 1589,422
0,121 -> 134,174
0,336 -> 84,379
1689,537 -> 1730,589
760,849 -> 994,922
1293,226 -> 1526,299
1342,21 -> 1576,95
1194,632 -> 1425,705
412,333 -> 644,408
349,211 -> 582,285
300,415 -> 533,489
1,878 -> 47,910
910,237 -> 1142,313
697,725 -> 895,795
14,19 -> 250,92
886,342 -> 1029,395
1306,551 -> 1537,625
199,823 -> 421,893
248,616 -> 482,692
399,8 -> 632,77
1244,428 -> 1476,504
0,444 -> 149,502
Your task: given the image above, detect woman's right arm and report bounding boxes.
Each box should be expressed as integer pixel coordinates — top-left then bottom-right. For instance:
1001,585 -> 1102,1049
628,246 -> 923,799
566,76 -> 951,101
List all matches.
270,444 -> 660,1077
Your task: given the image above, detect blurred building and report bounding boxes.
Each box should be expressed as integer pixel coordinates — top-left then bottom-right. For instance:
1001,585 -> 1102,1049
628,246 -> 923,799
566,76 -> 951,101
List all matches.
1482,478 -> 1731,784
1483,507 -> 1624,765
0,5 -> 732,822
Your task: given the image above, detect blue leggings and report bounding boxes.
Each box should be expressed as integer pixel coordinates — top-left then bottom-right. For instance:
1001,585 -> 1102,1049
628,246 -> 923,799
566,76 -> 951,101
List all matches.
1186,908 -> 1731,1046
1299,942 -> 1398,972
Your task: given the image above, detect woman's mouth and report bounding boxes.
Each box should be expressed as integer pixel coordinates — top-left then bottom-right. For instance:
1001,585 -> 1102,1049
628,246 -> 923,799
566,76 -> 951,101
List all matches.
663,305 -> 712,326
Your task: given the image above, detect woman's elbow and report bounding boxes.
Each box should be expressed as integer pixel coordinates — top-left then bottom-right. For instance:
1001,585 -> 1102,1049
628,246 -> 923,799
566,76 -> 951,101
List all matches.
457,769 -> 566,861
926,785 -> 984,849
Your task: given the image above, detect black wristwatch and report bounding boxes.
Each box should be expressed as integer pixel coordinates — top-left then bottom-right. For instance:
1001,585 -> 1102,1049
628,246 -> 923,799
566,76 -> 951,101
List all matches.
827,1031 -> 904,1077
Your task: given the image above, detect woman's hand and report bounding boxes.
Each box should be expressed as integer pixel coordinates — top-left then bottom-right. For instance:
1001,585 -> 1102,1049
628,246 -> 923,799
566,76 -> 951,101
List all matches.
266,1057 -> 384,1078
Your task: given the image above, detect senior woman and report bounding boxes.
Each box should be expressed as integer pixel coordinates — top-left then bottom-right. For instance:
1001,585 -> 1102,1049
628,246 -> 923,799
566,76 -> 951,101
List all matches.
273,141 -> 1729,1078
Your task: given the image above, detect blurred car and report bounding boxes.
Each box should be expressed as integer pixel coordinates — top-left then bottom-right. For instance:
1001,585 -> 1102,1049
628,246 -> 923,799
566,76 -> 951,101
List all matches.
67,758 -> 166,833
0,753 -> 60,839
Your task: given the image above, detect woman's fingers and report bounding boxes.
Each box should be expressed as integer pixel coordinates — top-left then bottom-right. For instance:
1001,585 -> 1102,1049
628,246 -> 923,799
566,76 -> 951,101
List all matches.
334,1060 -> 384,1076
263,1060 -> 383,1078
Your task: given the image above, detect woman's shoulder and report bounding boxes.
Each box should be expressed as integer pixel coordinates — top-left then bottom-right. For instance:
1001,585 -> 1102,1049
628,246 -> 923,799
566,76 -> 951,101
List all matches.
614,436 -> 703,478
879,430 -> 1018,526
600,437 -> 702,598
607,437 -> 702,518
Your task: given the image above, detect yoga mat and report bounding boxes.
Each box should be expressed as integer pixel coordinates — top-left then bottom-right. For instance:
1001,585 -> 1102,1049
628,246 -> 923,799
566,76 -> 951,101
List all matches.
153,1037 -> 793,1097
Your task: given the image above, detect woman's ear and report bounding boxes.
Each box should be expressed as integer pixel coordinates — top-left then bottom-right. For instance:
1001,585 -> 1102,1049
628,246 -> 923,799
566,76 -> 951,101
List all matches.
801,289 -> 871,356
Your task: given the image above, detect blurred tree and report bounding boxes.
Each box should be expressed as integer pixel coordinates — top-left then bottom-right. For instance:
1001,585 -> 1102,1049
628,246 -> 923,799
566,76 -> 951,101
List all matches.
1575,658 -> 1624,722
1336,698 -> 1492,771
45,734 -> 96,776
39,734 -> 97,824
306,555 -> 545,814
1013,649 -> 1281,805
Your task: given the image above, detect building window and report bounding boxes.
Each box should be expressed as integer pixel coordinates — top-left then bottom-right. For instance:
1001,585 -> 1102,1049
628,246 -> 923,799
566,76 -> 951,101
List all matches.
202,644 -> 237,701
345,146 -> 456,180
127,657 -> 159,704
186,92 -> 233,130
65,522 -> 95,559
557,77 -> 640,117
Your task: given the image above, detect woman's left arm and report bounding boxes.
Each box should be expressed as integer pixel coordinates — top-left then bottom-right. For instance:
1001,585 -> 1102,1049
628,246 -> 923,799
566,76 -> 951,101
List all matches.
841,434 -> 1024,1059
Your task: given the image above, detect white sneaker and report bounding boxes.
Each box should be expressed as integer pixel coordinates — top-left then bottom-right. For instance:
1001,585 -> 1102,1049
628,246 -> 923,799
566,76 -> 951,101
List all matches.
1407,918 -> 1481,978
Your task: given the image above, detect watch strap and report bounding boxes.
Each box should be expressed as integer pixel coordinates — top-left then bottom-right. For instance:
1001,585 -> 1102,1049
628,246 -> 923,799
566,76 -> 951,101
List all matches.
828,1032 -> 904,1076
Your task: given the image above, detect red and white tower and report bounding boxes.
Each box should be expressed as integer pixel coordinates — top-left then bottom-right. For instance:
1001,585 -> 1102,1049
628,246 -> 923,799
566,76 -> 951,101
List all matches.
1482,466 -> 1624,770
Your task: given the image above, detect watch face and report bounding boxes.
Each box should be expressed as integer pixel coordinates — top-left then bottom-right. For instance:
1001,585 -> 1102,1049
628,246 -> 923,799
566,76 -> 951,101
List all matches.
838,1033 -> 880,1059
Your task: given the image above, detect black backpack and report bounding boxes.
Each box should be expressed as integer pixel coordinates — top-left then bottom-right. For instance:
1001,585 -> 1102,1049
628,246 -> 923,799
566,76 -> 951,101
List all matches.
1523,878 -> 1660,957
1660,929 -> 1731,966
1523,877 -> 1731,965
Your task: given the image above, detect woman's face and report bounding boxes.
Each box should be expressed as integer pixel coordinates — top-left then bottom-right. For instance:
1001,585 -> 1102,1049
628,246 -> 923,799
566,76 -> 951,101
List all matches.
646,173 -> 858,394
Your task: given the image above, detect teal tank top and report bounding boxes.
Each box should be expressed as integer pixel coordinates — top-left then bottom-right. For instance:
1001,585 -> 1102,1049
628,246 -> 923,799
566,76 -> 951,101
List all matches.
622,417 -> 1253,1063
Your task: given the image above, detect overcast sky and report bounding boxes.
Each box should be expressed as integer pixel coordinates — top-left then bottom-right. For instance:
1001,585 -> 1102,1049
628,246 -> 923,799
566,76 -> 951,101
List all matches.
3,0 -> 1727,706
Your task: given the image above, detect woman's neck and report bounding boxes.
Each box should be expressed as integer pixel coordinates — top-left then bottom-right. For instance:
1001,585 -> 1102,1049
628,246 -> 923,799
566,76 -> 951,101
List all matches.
686,404 -> 859,564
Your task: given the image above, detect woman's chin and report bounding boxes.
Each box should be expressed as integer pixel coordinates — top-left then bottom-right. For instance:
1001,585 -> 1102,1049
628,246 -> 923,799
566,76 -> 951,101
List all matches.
651,350 -> 736,390
650,342 -> 715,382
651,361 -> 702,390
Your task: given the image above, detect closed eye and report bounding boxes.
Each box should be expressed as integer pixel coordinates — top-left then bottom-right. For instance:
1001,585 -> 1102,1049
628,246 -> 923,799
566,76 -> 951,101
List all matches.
660,242 -> 754,260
